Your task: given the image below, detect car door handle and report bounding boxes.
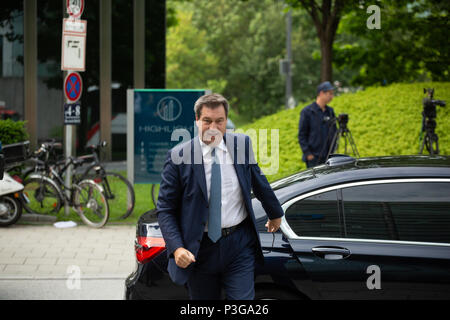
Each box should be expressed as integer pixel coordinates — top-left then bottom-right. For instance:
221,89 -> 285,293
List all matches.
311,246 -> 351,260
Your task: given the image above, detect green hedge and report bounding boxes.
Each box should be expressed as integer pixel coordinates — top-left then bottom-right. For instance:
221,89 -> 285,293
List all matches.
238,82 -> 450,182
0,119 -> 29,145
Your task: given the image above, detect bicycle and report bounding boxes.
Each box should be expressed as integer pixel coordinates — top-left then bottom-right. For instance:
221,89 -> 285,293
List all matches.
74,141 -> 135,220
22,149 -> 110,228
151,184 -> 159,207
21,140 -> 135,220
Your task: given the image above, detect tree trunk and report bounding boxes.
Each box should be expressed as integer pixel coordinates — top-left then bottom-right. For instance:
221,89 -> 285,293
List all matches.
299,0 -> 343,83
320,36 -> 333,82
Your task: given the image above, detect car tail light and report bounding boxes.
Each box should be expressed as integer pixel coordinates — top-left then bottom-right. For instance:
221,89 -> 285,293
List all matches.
135,236 -> 166,264
12,175 -> 23,184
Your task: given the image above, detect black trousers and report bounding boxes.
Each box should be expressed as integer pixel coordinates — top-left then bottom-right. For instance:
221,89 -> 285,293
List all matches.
186,220 -> 256,300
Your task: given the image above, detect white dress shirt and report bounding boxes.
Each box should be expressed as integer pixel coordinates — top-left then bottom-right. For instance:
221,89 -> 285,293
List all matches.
199,136 -> 248,230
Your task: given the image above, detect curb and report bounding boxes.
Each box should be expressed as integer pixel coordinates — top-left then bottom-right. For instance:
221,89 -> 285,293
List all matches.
19,213 -> 57,224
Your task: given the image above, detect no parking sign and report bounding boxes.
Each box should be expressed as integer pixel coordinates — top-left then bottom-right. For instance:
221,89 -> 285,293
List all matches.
64,72 -> 83,102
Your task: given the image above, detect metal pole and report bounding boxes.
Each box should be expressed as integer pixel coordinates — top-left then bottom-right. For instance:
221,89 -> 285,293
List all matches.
24,0 -> 38,150
62,0 -> 71,216
100,0 -> 112,161
134,0 -> 145,89
64,121 -> 73,216
285,9 -> 293,109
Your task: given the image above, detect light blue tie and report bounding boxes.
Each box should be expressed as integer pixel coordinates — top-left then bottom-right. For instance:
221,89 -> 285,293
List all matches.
208,148 -> 221,242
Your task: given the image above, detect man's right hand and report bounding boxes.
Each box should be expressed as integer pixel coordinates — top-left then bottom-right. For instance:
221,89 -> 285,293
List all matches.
174,247 -> 196,269
307,154 -> 315,161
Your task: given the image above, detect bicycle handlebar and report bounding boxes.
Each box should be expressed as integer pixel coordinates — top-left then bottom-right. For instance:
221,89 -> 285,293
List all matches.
86,140 -> 108,152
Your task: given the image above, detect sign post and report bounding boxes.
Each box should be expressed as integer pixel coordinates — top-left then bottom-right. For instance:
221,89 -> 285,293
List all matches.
61,0 -> 86,215
61,18 -> 86,71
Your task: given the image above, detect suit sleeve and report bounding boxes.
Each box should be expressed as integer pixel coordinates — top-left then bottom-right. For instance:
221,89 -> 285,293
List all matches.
248,136 -> 284,220
298,109 -> 311,156
156,151 -> 184,258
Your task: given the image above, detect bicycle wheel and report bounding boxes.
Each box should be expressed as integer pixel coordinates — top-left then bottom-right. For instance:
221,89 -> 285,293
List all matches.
82,169 -> 135,219
22,177 -> 62,215
73,180 -> 109,228
151,184 -> 159,207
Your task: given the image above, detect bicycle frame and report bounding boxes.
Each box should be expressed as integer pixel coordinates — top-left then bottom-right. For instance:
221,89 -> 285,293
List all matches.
38,158 -> 82,206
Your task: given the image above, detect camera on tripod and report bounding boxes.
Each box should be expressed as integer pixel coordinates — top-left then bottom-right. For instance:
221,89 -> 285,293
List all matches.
337,113 -> 349,129
423,88 -> 445,120
419,88 -> 446,155
324,113 -> 359,161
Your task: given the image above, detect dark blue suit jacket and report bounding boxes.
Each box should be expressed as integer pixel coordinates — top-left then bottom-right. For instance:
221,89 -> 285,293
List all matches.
157,133 -> 284,285
298,102 -> 337,162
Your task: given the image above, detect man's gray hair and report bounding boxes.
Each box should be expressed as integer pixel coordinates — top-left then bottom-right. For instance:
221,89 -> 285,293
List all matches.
194,93 -> 229,119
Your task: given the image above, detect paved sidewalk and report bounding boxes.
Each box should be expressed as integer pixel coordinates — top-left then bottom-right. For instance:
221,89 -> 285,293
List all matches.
0,224 -> 136,279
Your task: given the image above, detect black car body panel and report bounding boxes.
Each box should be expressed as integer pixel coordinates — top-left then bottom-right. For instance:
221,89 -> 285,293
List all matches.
125,155 -> 450,300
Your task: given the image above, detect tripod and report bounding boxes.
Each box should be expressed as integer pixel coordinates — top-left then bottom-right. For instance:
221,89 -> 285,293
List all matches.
418,88 -> 445,156
325,116 -> 360,161
418,115 -> 439,155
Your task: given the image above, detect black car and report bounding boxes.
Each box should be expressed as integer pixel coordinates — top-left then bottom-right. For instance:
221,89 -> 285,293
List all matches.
125,154 -> 450,300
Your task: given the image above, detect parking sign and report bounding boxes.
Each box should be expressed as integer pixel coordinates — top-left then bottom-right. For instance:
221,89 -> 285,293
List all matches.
61,18 -> 87,71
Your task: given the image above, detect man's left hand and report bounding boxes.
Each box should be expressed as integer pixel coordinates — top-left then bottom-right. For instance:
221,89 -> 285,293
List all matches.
265,217 -> 282,233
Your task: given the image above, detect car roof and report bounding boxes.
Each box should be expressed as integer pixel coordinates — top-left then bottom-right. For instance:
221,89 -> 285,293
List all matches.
270,155 -> 450,205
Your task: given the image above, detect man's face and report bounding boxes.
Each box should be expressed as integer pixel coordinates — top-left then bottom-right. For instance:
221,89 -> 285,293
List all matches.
196,105 -> 227,146
322,90 -> 334,104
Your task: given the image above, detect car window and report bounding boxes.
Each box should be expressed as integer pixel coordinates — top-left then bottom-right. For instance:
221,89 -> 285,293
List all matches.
284,190 -> 340,237
342,182 -> 450,244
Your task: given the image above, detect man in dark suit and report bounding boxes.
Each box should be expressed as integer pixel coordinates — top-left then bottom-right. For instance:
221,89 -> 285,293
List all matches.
298,81 -> 337,167
157,93 -> 284,300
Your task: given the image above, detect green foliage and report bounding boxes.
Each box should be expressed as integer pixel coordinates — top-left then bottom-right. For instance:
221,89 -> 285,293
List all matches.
167,0 -> 448,123
166,10 -> 221,90
167,0 -> 324,121
0,119 -> 29,145
334,0 -> 450,86
239,82 -> 450,182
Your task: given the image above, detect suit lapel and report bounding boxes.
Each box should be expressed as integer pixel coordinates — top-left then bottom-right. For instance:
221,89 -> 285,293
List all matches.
193,133 -> 250,203
192,137 -> 208,202
224,134 -> 249,195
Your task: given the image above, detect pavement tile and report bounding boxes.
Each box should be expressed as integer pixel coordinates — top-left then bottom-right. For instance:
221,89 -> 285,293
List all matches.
4,265 -> 38,274
24,258 -> 57,266
0,225 -> 136,279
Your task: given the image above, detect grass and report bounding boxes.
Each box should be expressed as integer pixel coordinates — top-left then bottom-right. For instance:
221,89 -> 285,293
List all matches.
239,82 -> 450,182
24,170 -> 155,226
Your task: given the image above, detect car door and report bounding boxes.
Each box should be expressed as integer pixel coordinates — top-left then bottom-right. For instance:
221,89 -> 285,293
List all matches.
340,179 -> 450,299
282,179 -> 450,299
282,188 -> 357,299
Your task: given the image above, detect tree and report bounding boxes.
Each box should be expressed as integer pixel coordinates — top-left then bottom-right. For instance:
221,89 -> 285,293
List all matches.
334,0 -> 450,86
287,0 -> 348,82
166,10 -> 221,90
166,0 -> 332,120
171,0 -> 288,120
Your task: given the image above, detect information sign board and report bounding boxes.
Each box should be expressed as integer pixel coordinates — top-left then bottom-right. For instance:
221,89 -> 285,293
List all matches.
127,89 -> 208,184
61,18 -> 87,71
64,103 -> 81,125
